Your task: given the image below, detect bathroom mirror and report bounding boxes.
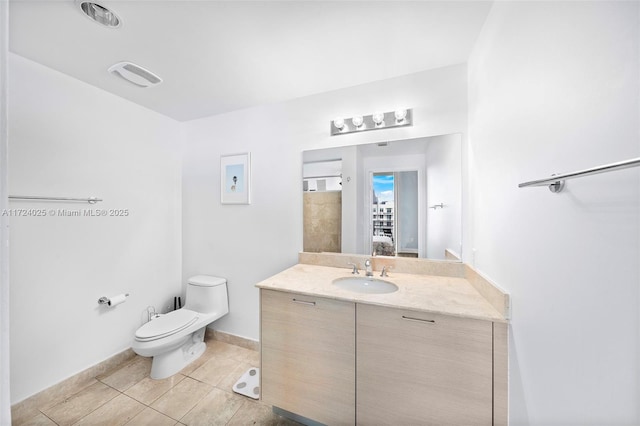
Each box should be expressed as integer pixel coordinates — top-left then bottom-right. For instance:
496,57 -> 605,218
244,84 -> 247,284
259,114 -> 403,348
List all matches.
302,134 -> 462,261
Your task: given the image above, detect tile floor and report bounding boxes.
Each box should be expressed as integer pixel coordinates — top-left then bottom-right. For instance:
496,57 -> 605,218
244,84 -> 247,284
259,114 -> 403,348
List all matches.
18,339 -> 300,426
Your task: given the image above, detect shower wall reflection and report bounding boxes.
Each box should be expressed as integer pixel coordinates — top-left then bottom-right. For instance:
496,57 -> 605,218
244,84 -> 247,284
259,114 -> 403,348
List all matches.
303,191 -> 342,253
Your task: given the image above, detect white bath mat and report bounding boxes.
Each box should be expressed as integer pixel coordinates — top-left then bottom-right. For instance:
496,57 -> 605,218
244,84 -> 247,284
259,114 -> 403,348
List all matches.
232,367 -> 260,399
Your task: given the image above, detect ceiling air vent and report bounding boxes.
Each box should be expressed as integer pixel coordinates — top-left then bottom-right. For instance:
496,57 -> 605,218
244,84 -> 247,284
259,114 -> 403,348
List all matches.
78,1 -> 121,28
108,62 -> 163,88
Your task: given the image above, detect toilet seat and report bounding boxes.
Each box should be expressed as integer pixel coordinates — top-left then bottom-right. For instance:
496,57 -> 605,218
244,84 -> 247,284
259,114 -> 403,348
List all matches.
135,309 -> 199,342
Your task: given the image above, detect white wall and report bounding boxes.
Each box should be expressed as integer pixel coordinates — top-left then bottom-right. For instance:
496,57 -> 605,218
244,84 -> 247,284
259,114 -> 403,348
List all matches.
8,54 -> 183,403
468,2 -> 640,424
425,134 -> 462,259
1,0 -> 10,422
183,64 -> 469,341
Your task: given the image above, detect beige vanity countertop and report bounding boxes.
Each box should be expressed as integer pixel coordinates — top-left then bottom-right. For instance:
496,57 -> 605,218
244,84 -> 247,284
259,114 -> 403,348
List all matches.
256,263 -> 506,323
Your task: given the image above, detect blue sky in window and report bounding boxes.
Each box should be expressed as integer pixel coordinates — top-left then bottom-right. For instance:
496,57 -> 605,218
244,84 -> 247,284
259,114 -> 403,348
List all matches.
373,174 -> 394,202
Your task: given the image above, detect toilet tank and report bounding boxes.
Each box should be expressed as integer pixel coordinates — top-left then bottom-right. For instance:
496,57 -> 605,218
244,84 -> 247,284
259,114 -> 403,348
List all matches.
185,275 -> 229,315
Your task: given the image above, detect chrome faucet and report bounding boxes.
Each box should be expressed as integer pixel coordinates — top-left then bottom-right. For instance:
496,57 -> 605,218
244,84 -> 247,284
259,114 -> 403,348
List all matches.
347,262 -> 360,275
364,259 -> 373,277
380,265 -> 392,277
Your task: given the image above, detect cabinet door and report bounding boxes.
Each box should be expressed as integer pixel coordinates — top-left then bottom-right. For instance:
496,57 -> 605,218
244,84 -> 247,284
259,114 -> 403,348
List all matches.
357,304 -> 493,426
261,289 -> 355,425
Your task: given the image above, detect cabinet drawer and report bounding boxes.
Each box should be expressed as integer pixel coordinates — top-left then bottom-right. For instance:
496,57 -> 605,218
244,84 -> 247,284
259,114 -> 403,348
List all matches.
356,304 -> 493,426
261,289 -> 355,426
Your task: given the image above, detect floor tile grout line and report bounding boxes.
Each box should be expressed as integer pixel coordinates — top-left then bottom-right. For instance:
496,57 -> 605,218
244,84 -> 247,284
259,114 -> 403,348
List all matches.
223,399 -> 249,426
65,389 -> 122,426
37,409 -> 60,426
175,382 -> 218,424
123,373 -> 187,408
179,382 -> 258,425
144,404 -> 183,424
68,373 -> 149,425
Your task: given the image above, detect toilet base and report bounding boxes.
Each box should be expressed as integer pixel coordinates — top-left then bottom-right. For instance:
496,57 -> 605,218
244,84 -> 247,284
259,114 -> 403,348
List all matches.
150,328 -> 207,379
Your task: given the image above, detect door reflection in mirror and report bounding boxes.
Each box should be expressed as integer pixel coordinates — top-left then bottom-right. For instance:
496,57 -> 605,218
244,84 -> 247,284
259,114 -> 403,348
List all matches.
371,171 -> 419,257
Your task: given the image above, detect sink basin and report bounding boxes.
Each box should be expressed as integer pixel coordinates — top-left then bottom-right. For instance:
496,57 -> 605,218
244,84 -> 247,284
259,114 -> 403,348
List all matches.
333,276 -> 398,294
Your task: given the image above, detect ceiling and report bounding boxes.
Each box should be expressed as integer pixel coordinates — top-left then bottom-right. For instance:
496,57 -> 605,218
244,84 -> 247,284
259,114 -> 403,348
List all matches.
9,1 -> 493,122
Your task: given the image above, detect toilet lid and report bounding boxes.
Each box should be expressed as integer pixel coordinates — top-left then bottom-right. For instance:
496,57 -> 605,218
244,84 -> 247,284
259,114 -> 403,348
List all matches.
135,309 -> 198,342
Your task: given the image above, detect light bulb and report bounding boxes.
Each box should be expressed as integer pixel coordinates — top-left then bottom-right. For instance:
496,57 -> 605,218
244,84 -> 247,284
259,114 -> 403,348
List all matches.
333,117 -> 345,130
352,115 -> 364,128
394,109 -> 407,122
372,112 -> 385,126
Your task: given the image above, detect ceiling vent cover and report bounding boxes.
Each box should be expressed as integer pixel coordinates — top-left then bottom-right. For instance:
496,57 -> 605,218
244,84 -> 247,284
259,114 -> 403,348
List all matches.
108,62 -> 163,88
78,1 -> 121,28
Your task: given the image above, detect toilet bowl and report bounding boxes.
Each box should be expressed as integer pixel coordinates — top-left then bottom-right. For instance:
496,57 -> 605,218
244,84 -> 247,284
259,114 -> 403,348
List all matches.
132,275 -> 229,379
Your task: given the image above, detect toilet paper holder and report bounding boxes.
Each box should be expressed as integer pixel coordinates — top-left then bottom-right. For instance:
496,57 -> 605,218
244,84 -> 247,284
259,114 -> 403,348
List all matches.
98,294 -> 130,306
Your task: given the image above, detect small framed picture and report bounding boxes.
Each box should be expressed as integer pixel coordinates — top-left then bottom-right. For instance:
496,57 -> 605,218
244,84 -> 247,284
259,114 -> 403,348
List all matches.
221,152 -> 251,204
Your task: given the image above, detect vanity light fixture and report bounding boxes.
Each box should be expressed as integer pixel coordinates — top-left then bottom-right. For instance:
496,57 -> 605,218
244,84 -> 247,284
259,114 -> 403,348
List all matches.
330,109 -> 412,136
372,112 -> 385,127
394,109 -> 407,123
77,1 -> 121,28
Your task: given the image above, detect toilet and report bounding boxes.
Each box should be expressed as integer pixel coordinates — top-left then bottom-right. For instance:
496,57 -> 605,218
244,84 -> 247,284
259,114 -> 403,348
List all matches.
132,275 -> 229,379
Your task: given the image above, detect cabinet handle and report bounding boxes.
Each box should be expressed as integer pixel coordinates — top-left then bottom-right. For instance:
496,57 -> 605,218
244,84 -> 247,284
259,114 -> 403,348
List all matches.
292,298 -> 316,306
402,315 -> 435,324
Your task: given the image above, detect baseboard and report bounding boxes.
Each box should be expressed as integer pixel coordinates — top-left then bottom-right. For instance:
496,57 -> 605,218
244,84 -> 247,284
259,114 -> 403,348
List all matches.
10,348 -> 136,425
206,328 -> 259,351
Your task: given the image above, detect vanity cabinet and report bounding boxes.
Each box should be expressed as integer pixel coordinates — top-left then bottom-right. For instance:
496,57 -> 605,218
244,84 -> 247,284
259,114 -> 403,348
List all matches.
356,303 -> 493,425
260,288 -> 505,426
260,289 -> 355,425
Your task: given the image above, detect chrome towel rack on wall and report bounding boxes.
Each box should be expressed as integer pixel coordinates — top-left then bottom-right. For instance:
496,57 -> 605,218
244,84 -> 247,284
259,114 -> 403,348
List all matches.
9,195 -> 103,204
519,157 -> 640,193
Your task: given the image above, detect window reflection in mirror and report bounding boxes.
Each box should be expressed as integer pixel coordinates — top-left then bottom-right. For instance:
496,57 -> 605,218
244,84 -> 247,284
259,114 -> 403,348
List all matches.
371,171 -> 420,258
372,172 -> 397,256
